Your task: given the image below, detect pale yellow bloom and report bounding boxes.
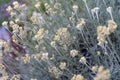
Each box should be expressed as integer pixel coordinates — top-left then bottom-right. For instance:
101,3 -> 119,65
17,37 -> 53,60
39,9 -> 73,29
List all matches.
59,62 -> 67,69
76,18 -> 86,30
97,20 -> 117,46
9,20 -> 15,26
0,76 -> 9,80
48,66 -> 62,78
10,12 -> 16,18
6,6 -> 13,12
70,49 -> 78,57
13,1 -> 19,6
35,2 -> 41,8
79,57 -> 86,63
21,54 -> 30,64
50,41 -> 56,48
14,4 -> 19,9
97,51 -> 101,55
15,18 -> 20,23
41,52 -> 48,61
71,74 -> 84,80
31,79 -> 37,80
92,66 -> 98,72
54,28 -> 71,46
30,12 -> 43,24
108,20 -> 117,33
34,28 -> 44,40
2,21 -> 8,26
21,4 -> 26,9
73,5 -> 78,13
94,66 -> 110,80
10,74 -> 21,80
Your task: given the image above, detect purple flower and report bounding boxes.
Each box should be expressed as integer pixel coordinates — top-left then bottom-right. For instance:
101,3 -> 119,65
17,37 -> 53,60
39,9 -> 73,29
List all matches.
0,26 -> 11,41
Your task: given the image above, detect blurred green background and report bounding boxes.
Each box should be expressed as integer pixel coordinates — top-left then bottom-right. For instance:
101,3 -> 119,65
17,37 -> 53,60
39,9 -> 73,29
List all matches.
0,0 -> 10,5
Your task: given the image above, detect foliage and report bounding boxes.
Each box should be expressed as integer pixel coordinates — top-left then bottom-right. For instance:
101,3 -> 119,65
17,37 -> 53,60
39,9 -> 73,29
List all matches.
0,0 -> 120,80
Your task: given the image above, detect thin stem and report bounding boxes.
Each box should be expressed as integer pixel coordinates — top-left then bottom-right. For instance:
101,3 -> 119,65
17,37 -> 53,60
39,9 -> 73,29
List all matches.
83,0 -> 92,19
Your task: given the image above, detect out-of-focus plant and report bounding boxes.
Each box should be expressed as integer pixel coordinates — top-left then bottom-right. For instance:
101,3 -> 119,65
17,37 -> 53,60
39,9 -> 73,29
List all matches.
0,0 -> 120,80
0,1 -> 11,25
0,0 -> 26,25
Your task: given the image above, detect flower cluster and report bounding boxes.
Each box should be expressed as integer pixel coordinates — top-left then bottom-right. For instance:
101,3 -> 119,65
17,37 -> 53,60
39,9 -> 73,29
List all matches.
97,20 -> 117,46
54,28 -> 71,48
0,0 -> 120,80
71,74 -> 84,80
94,66 -> 110,80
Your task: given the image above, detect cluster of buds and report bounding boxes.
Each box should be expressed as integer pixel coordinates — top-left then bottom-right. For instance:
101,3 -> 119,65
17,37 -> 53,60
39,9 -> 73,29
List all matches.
94,66 -> 110,80
48,66 -> 62,78
45,3 -> 52,14
6,1 -> 27,18
54,28 -> 71,47
79,56 -> 86,63
31,51 -> 49,62
92,66 -> 98,72
70,49 -> 79,57
6,6 -> 13,12
97,20 -> 117,46
13,1 -> 19,9
2,21 -> 8,26
0,62 -> 8,78
97,26 -> 109,46
9,20 -> 27,39
30,12 -> 44,24
45,3 -> 57,16
34,28 -> 44,40
0,39 -> 10,53
10,74 -> 21,80
21,54 -> 30,64
41,52 -> 49,61
34,28 -> 48,42
13,1 -> 27,11
71,74 -> 84,80
50,41 -> 56,48
76,18 -> 86,31
59,62 -> 67,70
35,2 -> 41,9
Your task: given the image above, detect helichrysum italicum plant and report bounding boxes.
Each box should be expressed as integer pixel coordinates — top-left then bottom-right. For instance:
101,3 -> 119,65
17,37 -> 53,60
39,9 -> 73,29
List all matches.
0,0 -> 120,80
94,66 -> 110,80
